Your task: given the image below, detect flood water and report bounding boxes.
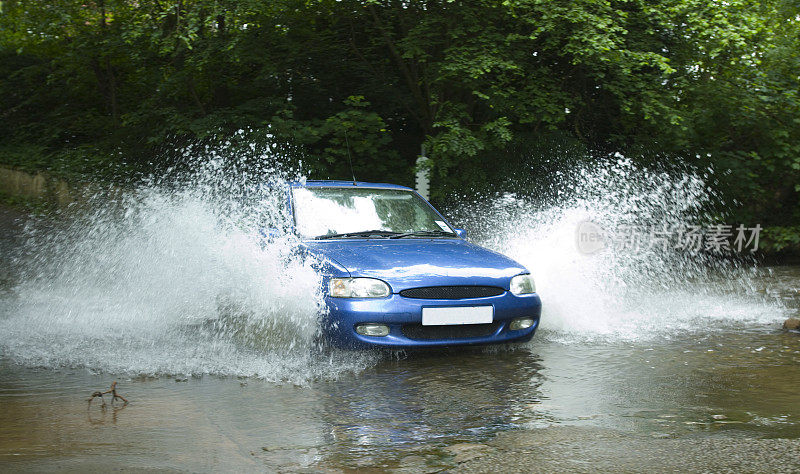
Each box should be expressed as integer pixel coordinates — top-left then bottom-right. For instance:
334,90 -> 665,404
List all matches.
1,205 -> 799,471
1,157 -> 799,471
1,326 -> 799,471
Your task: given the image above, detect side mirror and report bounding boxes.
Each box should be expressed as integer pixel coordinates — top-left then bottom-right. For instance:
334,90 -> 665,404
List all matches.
454,228 -> 467,239
260,227 -> 282,243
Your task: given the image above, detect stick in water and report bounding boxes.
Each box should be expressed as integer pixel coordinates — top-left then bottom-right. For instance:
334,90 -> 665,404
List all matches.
88,381 -> 129,406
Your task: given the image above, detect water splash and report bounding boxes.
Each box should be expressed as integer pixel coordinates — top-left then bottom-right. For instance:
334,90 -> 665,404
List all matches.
0,144 -> 378,383
0,149 -> 788,380
451,155 -> 787,342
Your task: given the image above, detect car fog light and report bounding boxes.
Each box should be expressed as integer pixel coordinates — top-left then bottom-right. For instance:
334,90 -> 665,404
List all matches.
509,317 -> 535,331
356,323 -> 390,337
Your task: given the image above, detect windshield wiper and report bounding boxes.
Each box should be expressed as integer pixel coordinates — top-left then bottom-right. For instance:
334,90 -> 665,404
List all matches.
314,230 -> 401,240
389,229 -> 456,239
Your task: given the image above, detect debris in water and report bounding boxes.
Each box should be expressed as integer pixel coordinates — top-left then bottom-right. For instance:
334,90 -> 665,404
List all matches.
88,381 -> 129,407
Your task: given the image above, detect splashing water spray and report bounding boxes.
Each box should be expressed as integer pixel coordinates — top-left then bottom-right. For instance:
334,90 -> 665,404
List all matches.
450,154 -> 786,343
0,146 -> 787,381
0,138 -> 379,384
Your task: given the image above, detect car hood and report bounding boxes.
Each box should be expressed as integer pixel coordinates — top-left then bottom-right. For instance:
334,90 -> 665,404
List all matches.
301,239 -> 527,292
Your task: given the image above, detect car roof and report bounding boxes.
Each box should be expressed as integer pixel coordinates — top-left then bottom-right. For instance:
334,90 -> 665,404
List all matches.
289,180 -> 413,191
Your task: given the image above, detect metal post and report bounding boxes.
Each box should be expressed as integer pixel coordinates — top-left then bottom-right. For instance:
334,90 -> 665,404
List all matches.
415,144 -> 431,200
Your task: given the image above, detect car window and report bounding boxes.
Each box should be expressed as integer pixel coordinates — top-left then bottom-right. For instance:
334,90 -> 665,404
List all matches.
292,187 -> 452,238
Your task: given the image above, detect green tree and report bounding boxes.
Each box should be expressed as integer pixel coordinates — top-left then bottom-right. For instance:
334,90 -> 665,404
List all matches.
1,0 -> 798,225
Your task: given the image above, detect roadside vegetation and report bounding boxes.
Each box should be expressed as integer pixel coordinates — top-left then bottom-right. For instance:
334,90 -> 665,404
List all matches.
1,0 -> 799,250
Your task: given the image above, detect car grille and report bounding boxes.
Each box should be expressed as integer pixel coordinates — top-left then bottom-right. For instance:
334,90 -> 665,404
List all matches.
402,322 -> 502,340
399,286 -> 505,299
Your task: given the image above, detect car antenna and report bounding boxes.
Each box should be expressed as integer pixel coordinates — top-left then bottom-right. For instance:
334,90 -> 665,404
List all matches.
344,129 -> 357,186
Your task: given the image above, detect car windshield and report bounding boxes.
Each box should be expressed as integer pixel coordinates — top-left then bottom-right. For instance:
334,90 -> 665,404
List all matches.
292,186 -> 455,239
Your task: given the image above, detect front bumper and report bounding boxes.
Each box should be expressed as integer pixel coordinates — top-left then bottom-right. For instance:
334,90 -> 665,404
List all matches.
321,292 -> 541,349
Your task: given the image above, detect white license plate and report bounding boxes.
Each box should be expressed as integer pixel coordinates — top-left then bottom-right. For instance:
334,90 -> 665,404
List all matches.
422,306 -> 493,326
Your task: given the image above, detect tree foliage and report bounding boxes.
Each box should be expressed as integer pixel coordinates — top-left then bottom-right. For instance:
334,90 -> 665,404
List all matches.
1,0 -> 798,222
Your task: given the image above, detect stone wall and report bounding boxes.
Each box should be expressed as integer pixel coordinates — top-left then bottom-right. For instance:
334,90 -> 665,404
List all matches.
0,167 -> 73,206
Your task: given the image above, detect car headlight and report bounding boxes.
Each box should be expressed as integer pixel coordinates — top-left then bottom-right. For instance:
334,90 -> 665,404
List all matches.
329,278 -> 391,298
510,274 -> 536,295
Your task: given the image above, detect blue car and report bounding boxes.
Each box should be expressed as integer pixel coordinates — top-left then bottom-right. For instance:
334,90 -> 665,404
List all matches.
288,180 -> 541,349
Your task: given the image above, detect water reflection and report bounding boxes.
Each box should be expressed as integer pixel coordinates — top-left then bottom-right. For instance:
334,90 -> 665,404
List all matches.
87,403 -> 128,426
314,348 -> 545,464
